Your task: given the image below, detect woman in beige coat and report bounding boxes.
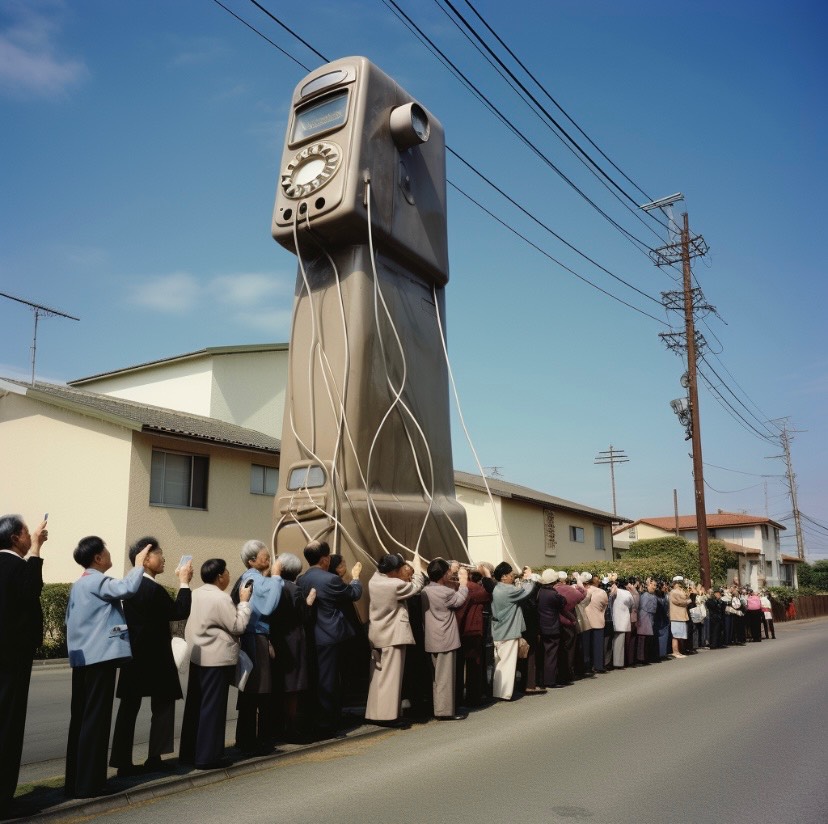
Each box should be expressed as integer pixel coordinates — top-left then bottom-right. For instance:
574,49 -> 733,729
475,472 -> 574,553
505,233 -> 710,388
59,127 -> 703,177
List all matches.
668,576 -> 690,659
582,576 -> 608,674
365,554 -> 425,728
180,559 -> 251,769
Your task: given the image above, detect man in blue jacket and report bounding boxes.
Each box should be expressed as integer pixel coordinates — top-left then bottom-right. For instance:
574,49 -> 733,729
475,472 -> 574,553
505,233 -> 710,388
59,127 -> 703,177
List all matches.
296,540 -> 362,739
64,536 -> 149,798
235,539 -> 284,754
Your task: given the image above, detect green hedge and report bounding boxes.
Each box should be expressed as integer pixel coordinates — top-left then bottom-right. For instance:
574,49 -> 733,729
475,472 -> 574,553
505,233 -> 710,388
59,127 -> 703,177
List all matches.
38,583 -> 70,659
539,536 -> 739,586
36,583 -> 182,659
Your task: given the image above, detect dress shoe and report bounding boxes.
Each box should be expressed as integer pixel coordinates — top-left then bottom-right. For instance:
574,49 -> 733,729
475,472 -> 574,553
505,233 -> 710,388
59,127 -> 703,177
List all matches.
142,756 -> 172,772
115,764 -> 144,778
370,718 -> 411,729
195,757 -> 232,771
435,713 -> 467,721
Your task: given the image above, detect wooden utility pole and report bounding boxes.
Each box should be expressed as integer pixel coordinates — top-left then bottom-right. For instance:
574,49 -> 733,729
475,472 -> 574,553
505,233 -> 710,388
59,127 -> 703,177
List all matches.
642,196 -> 712,589
594,445 -> 629,517
679,213 -> 711,589
673,488 -> 680,536
778,423 -> 805,559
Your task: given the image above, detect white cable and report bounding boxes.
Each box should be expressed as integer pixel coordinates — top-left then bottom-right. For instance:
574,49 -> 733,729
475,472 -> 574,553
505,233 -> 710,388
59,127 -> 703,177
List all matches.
432,282 -> 520,570
364,181 -> 436,557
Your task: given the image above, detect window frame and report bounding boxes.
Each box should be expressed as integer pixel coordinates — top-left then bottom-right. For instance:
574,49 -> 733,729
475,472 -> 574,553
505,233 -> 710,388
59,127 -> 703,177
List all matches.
150,449 -> 209,510
250,464 -> 279,496
569,525 -> 585,543
593,524 -> 606,551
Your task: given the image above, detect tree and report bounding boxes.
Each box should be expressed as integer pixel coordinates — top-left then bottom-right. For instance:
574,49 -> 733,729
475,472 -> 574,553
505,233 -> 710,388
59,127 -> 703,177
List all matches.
797,560 -> 828,592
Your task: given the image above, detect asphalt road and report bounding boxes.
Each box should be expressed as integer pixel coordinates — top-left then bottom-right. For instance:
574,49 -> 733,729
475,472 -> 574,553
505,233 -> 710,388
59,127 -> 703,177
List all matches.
28,617 -> 827,824
21,667 -> 239,783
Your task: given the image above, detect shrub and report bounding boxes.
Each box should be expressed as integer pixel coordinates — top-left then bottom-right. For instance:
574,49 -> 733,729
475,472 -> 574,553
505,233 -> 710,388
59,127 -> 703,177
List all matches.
37,583 -> 70,659
797,561 -> 828,592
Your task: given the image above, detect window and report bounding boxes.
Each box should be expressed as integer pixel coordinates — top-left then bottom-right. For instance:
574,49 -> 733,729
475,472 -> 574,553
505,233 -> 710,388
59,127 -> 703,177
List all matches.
287,464 -> 326,490
250,464 -> 279,496
569,526 -> 584,543
629,526 -> 637,540
761,524 -> 769,540
150,450 -> 208,509
594,525 -> 606,551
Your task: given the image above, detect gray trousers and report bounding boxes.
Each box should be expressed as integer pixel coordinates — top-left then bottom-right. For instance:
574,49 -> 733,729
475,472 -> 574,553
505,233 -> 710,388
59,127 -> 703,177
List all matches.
431,650 -> 456,717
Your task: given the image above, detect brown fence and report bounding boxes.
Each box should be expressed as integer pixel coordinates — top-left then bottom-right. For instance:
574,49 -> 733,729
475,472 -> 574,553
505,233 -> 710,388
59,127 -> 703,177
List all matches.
773,594 -> 828,622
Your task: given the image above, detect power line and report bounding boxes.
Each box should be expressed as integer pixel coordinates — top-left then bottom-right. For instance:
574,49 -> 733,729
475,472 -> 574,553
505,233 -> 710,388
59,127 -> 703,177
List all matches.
210,0 -> 311,71
697,363 -> 777,444
458,0 -> 657,205
448,148 -> 665,307
215,2 -> 669,322
703,479 -> 763,495
703,461 -> 783,478
431,0 -> 670,243
246,0 -> 328,62
379,0 -> 657,255
448,181 -> 667,323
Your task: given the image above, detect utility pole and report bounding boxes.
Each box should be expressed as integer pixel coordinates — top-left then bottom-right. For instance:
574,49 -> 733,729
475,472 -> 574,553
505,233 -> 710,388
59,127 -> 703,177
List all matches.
641,196 -> 712,588
774,421 -> 805,560
594,445 -> 629,516
673,489 -> 680,536
0,291 -> 80,384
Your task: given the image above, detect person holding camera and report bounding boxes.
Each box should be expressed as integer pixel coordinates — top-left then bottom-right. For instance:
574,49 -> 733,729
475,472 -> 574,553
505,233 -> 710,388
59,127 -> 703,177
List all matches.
235,540 -> 284,756
109,537 -> 192,776
490,562 -> 538,700
180,559 -> 252,770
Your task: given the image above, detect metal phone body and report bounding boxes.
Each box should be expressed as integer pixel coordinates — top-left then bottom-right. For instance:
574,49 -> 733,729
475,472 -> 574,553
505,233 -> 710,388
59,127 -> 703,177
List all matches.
271,58 -> 467,620
272,56 -> 449,286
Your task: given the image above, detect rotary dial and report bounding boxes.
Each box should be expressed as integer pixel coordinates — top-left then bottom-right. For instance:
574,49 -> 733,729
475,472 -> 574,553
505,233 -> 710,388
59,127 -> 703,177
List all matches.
281,141 -> 341,200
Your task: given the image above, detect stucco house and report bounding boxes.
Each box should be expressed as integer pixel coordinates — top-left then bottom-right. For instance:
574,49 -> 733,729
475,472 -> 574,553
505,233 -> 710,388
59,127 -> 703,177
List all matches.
2,342 -> 627,583
455,471 -> 624,569
0,378 -> 279,584
613,512 -> 798,588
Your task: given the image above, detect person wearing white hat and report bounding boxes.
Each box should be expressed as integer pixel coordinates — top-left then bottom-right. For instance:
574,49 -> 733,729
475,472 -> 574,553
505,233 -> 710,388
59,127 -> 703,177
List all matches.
553,571 -> 586,683
582,575 -> 608,674
537,570 -> 567,688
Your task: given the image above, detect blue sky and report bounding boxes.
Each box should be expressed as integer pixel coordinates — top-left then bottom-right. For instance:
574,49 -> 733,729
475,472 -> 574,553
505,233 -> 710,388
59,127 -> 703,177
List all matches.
2,0 -> 826,557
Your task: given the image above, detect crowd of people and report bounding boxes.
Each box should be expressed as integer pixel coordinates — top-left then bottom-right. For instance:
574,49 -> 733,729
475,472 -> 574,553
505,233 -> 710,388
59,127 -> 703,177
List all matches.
0,512 -> 779,813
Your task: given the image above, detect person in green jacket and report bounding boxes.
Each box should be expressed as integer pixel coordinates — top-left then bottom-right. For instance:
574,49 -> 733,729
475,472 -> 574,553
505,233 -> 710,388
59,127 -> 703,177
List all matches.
491,562 -> 538,701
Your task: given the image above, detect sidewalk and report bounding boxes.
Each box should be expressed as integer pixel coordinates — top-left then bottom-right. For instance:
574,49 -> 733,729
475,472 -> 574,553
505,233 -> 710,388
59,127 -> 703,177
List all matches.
10,715 -> 388,823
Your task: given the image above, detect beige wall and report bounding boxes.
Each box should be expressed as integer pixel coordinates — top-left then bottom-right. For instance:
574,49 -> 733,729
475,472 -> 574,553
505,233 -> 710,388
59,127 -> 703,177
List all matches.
77,349 -> 289,439
124,432 -> 279,589
456,482 -> 613,569
79,359 -> 214,417
0,392 -> 133,583
210,350 -> 288,438
457,484 -> 504,564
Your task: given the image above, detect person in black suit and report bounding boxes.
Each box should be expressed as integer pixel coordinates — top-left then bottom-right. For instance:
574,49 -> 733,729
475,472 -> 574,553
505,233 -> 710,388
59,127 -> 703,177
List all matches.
0,514 -> 47,817
296,541 -> 362,739
109,537 -> 192,775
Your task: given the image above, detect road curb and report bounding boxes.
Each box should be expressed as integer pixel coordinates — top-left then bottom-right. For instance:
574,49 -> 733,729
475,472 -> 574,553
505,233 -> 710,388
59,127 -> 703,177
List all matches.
15,725 -> 392,822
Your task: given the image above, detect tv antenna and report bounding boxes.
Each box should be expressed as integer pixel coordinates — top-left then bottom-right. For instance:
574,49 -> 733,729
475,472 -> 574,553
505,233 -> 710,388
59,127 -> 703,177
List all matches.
0,292 -> 80,385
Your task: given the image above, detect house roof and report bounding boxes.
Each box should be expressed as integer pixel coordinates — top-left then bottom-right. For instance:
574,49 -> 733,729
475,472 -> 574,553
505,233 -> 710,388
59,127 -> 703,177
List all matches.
453,471 -> 625,524
68,343 -> 289,386
0,378 -> 280,455
780,554 -> 805,563
721,540 -> 760,556
616,512 -> 786,534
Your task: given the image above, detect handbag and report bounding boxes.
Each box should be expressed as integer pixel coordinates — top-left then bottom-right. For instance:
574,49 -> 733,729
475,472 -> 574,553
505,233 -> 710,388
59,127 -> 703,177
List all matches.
234,649 -> 254,692
689,606 -> 703,624
517,637 -> 530,659
171,637 -> 190,674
